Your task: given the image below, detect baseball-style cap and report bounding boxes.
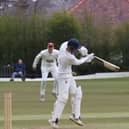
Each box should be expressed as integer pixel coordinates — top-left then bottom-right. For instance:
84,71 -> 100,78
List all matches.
48,42 -> 54,47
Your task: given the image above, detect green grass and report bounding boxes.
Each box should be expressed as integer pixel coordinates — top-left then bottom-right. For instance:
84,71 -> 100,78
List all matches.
0,78 -> 129,129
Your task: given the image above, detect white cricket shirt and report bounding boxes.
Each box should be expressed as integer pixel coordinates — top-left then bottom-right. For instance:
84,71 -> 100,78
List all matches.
33,49 -> 59,69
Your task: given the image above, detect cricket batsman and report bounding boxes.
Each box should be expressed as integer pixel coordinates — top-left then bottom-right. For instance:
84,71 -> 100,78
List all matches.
32,42 -> 59,102
48,38 -> 94,128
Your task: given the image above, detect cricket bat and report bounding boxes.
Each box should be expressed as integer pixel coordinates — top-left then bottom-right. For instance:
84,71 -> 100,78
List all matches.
95,56 -> 120,72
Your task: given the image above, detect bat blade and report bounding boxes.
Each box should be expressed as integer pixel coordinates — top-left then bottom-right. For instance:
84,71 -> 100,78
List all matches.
95,56 -> 120,72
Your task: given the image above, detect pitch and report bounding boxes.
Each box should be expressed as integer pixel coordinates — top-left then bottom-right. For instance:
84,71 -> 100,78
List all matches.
0,78 -> 129,129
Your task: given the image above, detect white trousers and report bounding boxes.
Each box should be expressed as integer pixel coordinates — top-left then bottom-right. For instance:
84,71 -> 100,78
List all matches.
40,65 -> 58,96
51,76 -> 82,121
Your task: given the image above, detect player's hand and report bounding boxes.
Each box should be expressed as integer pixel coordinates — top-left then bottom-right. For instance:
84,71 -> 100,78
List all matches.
86,53 -> 95,62
78,46 -> 88,56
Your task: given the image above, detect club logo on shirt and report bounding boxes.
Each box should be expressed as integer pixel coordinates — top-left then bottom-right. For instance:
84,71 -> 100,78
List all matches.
46,59 -> 54,63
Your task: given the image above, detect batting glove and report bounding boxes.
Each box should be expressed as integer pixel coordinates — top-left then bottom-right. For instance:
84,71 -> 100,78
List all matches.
78,46 -> 88,57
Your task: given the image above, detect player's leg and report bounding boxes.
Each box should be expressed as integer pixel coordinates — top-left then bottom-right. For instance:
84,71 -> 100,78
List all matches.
51,80 -> 58,98
40,71 -> 48,102
51,66 -> 58,97
69,78 -> 77,116
70,78 -> 84,126
49,78 -> 70,128
10,72 -> 17,81
18,71 -> 24,81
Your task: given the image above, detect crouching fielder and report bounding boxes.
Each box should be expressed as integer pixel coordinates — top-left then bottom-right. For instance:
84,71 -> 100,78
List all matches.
49,38 -> 94,128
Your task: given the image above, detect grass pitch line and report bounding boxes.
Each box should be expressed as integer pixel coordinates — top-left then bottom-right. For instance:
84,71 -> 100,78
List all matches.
0,112 -> 129,121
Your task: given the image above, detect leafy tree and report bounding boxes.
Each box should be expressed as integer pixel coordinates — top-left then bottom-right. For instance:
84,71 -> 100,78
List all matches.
47,12 -> 81,47
79,14 -> 116,73
0,16 -> 48,76
115,22 -> 129,70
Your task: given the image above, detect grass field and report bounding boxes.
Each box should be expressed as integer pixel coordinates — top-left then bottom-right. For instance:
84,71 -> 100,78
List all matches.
0,78 -> 129,129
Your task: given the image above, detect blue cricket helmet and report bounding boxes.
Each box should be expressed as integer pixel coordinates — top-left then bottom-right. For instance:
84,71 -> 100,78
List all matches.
68,38 -> 80,49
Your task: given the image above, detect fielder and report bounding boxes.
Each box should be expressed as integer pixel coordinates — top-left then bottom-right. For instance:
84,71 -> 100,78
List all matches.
32,42 -> 59,102
48,38 -> 94,128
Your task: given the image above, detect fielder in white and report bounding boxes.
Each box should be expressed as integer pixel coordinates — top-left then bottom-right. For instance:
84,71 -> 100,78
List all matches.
49,38 -> 94,128
32,42 -> 59,102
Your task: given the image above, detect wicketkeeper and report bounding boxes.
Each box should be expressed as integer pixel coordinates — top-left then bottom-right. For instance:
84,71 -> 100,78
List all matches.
32,42 -> 59,102
48,38 -> 94,128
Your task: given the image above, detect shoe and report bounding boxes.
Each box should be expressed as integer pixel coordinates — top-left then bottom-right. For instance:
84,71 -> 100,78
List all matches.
10,79 -> 14,81
22,77 -> 25,81
48,119 -> 59,129
40,95 -> 45,102
69,115 -> 84,126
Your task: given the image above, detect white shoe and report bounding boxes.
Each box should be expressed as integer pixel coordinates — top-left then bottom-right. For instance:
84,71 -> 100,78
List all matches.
69,115 -> 84,126
40,95 -> 45,102
48,119 -> 59,129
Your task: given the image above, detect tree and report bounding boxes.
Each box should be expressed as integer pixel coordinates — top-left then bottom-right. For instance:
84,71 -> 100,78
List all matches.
80,13 -> 116,73
0,15 -> 48,76
47,12 -> 81,47
115,22 -> 129,70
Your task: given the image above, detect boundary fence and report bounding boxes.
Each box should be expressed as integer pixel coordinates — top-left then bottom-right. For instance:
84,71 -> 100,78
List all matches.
0,72 -> 129,82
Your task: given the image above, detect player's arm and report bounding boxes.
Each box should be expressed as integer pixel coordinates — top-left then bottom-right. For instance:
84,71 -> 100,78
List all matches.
54,49 -> 59,63
32,51 -> 43,70
70,53 -> 94,66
